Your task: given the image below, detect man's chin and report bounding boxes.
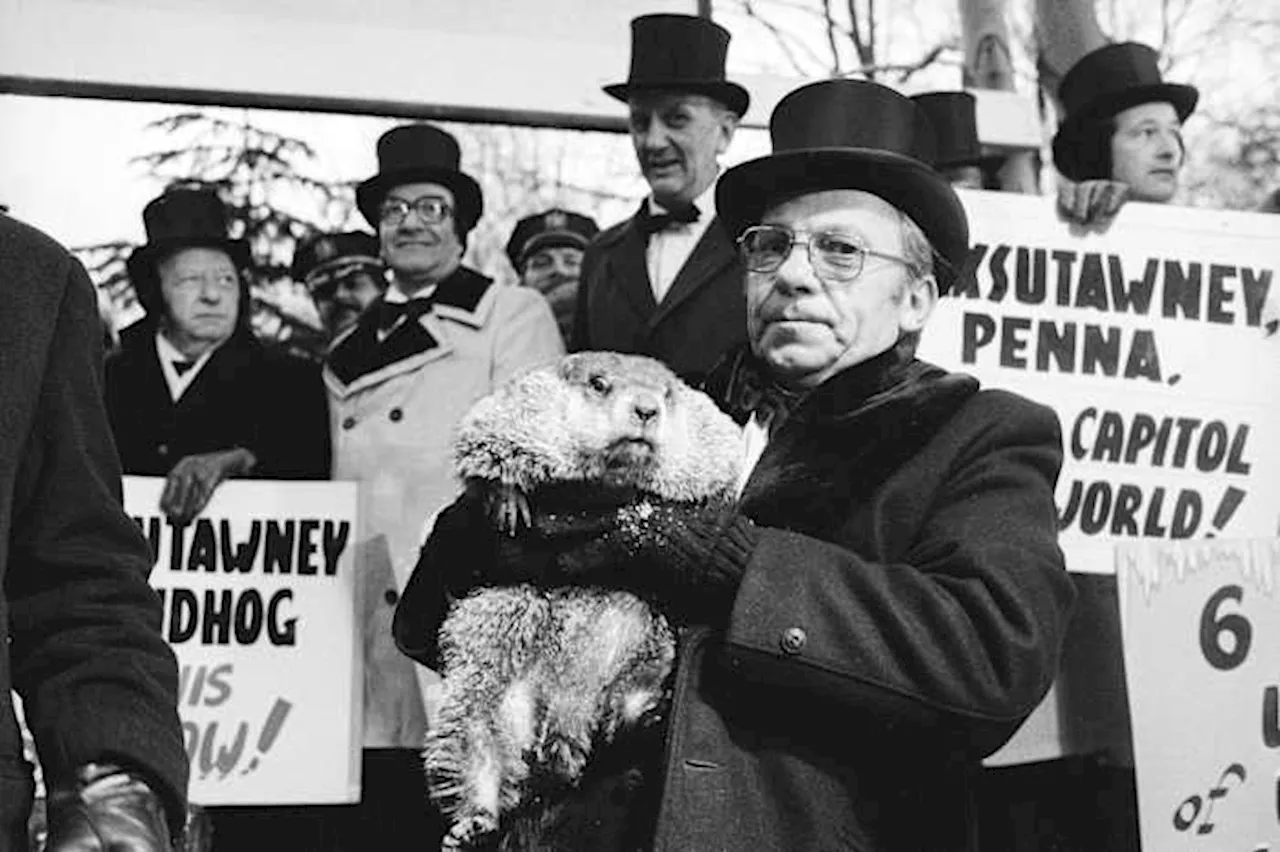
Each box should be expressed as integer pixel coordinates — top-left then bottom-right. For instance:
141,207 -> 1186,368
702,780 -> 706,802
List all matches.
758,346 -> 832,384
644,173 -> 689,201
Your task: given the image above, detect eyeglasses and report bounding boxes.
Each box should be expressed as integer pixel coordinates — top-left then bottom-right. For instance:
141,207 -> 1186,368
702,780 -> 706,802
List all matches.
737,224 -> 913,284
379,196 -> 453,226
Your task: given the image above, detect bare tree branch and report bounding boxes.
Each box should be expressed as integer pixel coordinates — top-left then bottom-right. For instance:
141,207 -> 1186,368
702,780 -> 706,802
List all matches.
739,0 -> 830,74
821,0 -> 844,74
892,42 -> 954,84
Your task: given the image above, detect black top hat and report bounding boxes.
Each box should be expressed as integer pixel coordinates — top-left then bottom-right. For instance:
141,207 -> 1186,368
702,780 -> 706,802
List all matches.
125,186 -> 251,318
603,14 -> 750,117
291,230 -> 382,290
505,208 -> 600,270
911,91 -> 1001,171
1052,42 -> 1198,180
717,79 -> 968,292
355,124 -> 483,232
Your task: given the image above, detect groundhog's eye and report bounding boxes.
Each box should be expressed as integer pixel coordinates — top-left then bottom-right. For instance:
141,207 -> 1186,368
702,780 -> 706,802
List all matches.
588,374 -> 612,395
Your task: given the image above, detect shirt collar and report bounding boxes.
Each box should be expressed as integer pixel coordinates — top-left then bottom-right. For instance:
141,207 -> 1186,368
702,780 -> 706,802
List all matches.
155,329 -> 219,369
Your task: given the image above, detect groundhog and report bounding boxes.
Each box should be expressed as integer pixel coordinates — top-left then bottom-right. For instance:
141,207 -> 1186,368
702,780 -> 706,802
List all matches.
427,351 -> 743,851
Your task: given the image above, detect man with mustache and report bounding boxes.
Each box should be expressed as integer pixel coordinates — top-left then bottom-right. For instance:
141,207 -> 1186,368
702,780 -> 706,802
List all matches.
324,122 -> 563,850
506,207 -> 599,345
1052,42 -> 1198,225
293,230 -> 386,342
571,13 -> 749,384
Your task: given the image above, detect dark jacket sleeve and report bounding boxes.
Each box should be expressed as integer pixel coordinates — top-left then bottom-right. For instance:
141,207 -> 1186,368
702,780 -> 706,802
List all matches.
392,492 -> 492,669
6,250 -> 189,831
716,396 -> 1074,758
393,489 -> 566,668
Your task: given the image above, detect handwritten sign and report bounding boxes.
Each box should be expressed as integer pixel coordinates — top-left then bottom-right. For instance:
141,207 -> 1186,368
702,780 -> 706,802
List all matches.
124,476 -> 361,806
1116,539 -> 1280,850
919,192 -> 1280,574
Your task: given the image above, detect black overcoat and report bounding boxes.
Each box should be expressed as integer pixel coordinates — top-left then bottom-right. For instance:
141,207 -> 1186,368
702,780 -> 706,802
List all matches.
396,346 -> 1076,851
570,213 -> 746,385
104,324 -> 331,479
0,215 -> 188,849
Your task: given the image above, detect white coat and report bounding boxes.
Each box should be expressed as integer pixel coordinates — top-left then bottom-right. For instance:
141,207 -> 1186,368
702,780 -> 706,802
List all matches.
325,266 -> 563,748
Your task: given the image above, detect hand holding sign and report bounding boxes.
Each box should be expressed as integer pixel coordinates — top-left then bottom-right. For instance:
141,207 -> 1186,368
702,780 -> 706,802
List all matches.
160,447 -> 257,526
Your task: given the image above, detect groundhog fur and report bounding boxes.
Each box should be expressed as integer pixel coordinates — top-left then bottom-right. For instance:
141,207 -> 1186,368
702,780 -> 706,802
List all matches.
427,351 -> 743,851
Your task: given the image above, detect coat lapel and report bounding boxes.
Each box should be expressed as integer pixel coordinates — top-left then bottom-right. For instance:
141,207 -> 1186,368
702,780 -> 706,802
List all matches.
604,214 -> 658,322
324,267 -> 494,399
733,357 -> 980,534
650,217 -> 737,328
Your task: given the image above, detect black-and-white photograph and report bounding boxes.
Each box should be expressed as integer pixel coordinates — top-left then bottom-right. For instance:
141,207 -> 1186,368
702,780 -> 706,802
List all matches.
2,1 -> 1277,849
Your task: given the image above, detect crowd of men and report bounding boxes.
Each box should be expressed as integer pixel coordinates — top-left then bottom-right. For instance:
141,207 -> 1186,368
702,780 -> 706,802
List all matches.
1,11 -> 1214,852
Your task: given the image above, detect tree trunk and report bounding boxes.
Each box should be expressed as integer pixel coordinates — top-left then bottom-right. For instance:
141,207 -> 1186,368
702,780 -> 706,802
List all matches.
958,0 -> 1037,193
1034,0 -> 1106,116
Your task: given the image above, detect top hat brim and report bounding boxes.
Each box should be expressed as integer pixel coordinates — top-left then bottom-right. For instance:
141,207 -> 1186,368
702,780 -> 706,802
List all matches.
125,236 -> 252,319
126,236 -> 252,284
716,148 -> 970,294
936,152 -> 1007,171
603,80 -> 750,118
1052,82 -> 1198,179
355,167 -> 484,231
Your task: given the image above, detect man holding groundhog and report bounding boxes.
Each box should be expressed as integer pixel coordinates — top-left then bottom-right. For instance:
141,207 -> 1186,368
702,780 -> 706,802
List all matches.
396,80 -> 1074,851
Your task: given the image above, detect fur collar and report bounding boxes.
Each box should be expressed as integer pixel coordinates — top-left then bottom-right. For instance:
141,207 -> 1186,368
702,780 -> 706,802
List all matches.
705,344 -> 980,535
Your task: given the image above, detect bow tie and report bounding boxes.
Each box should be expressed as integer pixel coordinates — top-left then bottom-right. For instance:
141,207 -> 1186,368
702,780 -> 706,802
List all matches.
376,297 -> 435,334
723,356 -> 805,432
172,360 -> 195,376
638,202 -> 700,236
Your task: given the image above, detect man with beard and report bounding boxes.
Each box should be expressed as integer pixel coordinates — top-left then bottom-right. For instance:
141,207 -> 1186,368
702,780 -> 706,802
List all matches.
324,122 -> 563,850
1052,41 -> 1198,225
505,208 -> 598,345
293,230 -> 385,342
571,13 -> 749,384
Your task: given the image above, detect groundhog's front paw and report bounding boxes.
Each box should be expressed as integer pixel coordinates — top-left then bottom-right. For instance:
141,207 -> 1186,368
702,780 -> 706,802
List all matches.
441,812 -> 499,851
486,483 -> 531,537
537,733 -> 590,783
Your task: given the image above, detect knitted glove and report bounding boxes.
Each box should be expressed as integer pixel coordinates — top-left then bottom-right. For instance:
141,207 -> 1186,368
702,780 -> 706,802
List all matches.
45,763 -> 176,852
395,487 -> 564,668
544,498 -> 759,626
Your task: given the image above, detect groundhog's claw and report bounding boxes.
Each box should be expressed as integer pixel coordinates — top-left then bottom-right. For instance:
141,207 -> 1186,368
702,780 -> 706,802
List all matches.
485,483 -> 531,537
442,813 -> 498,851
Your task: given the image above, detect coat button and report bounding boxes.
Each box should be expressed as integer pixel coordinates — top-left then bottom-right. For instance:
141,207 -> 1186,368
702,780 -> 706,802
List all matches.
157,443 -> 169,457
389,407 -> 403,422
384,589 -> 399,605
341,416 -> 356,430
780,627 -> 807,655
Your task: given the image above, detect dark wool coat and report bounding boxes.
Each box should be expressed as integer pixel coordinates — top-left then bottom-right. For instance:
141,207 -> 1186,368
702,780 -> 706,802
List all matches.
104,324 -> 331,480
396,346 -> 1075,851
569,212 -> 746,386
0,215 -> 188,849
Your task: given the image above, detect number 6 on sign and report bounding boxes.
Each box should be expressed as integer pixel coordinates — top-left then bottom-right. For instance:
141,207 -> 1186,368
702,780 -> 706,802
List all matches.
1199,585 -> 1252,671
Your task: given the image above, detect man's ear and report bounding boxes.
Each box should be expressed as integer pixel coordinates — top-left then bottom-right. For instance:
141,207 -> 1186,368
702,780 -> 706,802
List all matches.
900,273 -> 938,335
716,113 -> 739,155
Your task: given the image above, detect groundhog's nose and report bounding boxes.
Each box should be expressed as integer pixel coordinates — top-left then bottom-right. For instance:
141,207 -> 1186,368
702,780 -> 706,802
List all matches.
632,396 -> 661,424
